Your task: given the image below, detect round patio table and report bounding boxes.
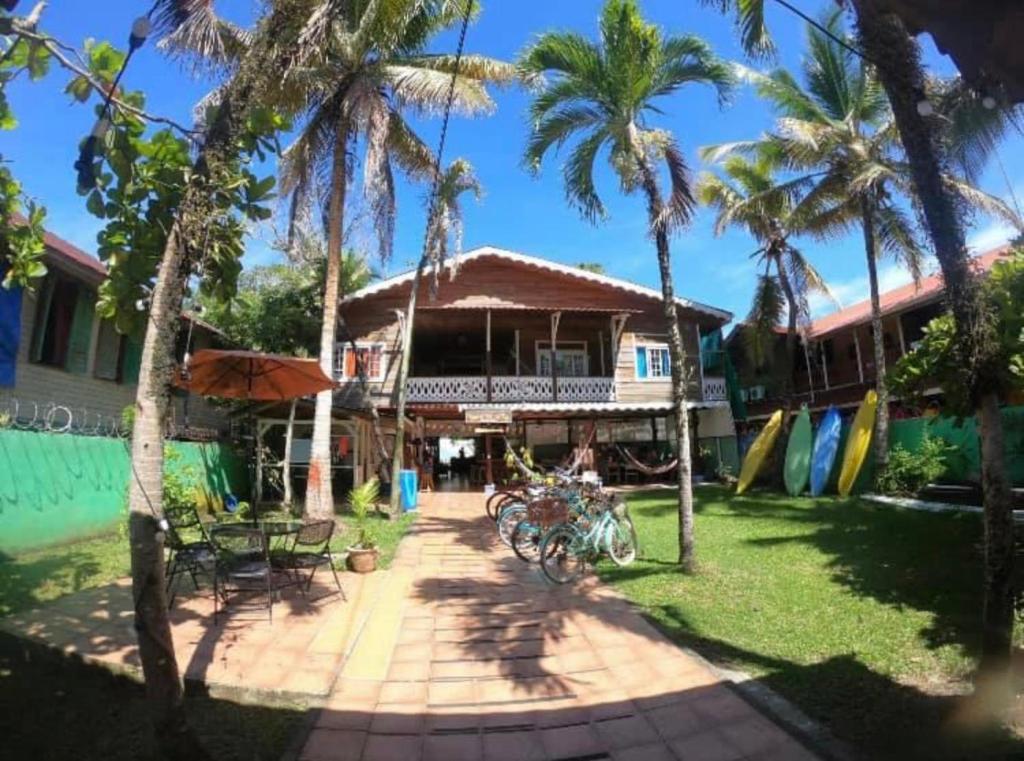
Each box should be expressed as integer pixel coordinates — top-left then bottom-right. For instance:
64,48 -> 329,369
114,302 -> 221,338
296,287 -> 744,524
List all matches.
258,520 -> 304,550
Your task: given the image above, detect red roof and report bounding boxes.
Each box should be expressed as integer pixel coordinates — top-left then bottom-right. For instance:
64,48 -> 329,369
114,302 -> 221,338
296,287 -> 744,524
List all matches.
809,247 -> 1012,338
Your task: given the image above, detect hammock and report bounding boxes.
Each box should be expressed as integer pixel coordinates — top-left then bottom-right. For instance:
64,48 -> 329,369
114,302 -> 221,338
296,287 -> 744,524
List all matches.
616,444 -> 678,476
503,421 -> 598,481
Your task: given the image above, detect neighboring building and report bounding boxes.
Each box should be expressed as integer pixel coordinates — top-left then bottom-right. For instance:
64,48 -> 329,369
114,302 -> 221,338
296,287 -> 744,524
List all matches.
0,225 -> 231,437
727,247 -> 1012,421
313,246 -> 737,489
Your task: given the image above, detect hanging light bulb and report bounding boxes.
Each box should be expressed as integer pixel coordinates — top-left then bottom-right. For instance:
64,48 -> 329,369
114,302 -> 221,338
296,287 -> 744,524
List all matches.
916,98 -> 934,117
982,95 -> 997,110
135,298 -> 147,312
129,16 -> 151,50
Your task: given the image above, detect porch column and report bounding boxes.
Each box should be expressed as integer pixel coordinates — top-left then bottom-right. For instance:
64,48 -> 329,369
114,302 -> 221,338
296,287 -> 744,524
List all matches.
550,311 -> 562,402
610,314 -> 629,376
254,420 -> 266,507
694,324 -> 705,399
486,308 -> 493,402
514,329 -> 521,376
896,316 -> 907,356
598,331 -> 605,376
650,417 -> 658,444
802,337 -> 815,403
821,341 -> 830,390
852,328 -> 865,384
485,433 -> 493,485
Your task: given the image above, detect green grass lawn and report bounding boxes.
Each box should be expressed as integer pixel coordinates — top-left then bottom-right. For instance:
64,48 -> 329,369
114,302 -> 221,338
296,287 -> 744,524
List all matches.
0,509 -> 415,617
598,485 -> 1023,760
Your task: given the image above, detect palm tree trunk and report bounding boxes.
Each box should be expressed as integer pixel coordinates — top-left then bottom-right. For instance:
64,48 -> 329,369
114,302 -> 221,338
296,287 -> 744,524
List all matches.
128,222 -> 210,761
773,254 -> 799,486
282,399 -> 296,506
634,156 -> 695,571
853,0 -> 1014,685
306,121 -> 349,520
389,262 -> 426,514
859,195 -> 889,471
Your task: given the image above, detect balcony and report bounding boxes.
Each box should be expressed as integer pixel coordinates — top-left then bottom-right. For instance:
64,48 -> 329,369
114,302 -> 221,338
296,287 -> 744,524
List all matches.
702,376 -> 728,402
406,376 -> 616,404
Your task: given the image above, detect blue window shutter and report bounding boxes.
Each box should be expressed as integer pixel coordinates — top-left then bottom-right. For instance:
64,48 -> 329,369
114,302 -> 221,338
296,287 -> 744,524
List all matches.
635,346 -> 648,378
0,265 -> 21,387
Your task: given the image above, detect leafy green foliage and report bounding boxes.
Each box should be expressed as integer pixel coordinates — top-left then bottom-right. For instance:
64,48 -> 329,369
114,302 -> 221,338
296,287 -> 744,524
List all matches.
196,253 -> 373,357
162,448 -> 198,512
890,249 -> 1024,412
876,437 -> 953,496
0,12 -> 51,289
347,478 -> 380,549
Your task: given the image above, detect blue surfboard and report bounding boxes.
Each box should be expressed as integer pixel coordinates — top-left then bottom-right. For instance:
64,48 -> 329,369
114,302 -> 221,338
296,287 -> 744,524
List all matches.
810,406 -> 842,496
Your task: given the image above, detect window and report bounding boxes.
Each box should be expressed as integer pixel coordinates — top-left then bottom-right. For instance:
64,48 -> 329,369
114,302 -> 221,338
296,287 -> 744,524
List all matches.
93,320 -> 123,381
536,341 -> 588,377
335,343 -> 385,381
635,344 -> 671,379
30,274 -> 95,374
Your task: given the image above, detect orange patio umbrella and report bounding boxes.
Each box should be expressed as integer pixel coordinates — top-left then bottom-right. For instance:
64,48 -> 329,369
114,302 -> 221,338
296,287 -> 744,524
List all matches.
175,349 -> 335,401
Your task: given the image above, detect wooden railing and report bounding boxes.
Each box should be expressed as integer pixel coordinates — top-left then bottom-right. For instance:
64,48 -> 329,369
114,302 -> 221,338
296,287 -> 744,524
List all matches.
702,376 -> 728,402
406,375 -> 615,404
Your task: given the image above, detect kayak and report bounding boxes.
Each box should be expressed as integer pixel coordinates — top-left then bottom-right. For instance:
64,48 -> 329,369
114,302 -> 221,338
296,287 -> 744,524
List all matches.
737,409 -> 783,495
838,390 -> 878,497
784,406 -> 812,496
809,406 -> 842,496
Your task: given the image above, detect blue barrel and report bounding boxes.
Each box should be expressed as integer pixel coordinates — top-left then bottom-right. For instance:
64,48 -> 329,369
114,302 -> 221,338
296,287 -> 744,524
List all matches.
399,469 -> 419,512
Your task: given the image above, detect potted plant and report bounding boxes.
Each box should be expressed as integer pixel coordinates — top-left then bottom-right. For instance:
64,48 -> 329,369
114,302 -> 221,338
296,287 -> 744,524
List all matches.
346,478 -> 380,573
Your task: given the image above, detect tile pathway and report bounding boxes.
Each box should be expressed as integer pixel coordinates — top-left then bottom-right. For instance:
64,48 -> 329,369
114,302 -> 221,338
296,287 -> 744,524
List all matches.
297,490 -> 821,761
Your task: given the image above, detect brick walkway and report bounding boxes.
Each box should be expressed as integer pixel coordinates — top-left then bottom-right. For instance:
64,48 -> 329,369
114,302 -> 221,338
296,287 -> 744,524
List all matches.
298,491 -> 820,761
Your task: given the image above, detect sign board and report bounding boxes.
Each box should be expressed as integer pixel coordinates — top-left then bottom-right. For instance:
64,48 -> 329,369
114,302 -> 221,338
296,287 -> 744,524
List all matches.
464,408 -> 513,425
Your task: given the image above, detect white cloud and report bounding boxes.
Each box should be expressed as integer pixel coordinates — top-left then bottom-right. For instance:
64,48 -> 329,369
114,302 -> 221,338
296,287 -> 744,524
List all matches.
806,258 -> 935,318
967,221 -> 1015,252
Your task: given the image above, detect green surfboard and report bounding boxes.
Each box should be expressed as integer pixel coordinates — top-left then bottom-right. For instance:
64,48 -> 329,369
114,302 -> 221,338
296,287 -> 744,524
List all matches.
784,406 -> 812,496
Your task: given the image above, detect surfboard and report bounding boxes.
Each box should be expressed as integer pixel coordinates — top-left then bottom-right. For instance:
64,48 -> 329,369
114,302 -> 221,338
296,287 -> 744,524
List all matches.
784,406 -> 812,496
809,406 -> 842,496
837,390 -> 878,497
737,409 -> 784,495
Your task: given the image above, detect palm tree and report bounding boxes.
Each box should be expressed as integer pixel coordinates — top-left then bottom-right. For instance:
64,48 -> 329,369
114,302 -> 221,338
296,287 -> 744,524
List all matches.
704,0 -> 1024,692
277,0 -> 516,519
711,13 -> 1019,472
697,151 -> 834,417
390,158 -> 483,511
519,0 -> 734,570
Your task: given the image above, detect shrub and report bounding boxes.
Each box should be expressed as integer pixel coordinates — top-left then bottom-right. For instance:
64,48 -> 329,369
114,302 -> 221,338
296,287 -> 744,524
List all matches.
876,436 -> 953,496
348,478 -> 380,549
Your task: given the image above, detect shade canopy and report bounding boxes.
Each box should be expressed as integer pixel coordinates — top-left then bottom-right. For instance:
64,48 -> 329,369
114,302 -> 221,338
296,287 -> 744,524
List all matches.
175,349 -> 335,401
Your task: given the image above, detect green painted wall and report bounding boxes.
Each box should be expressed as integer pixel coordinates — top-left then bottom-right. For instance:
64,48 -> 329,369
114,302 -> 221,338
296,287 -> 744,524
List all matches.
0,429 -> 248,555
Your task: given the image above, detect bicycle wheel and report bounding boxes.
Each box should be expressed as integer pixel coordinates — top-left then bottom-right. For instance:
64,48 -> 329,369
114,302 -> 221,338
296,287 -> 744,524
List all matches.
487,490 -> 516,522
607,516 -> 638,566
497,504 -> 526,547
539,525 -> 586,584
511,518 -> 541,563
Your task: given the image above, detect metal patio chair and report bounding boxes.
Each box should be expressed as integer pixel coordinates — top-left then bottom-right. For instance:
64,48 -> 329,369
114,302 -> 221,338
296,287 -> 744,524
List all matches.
164,504 -> 216,607
271,520 -> 345,600
210,524 -> 275,623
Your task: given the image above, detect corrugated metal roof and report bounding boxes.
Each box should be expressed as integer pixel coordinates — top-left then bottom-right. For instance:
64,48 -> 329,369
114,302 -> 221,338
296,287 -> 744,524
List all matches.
809,247 -> 1011,338
341,246 -> 732,322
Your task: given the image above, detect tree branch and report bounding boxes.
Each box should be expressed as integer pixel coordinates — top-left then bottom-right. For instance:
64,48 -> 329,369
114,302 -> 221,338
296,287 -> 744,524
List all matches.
11,24 -> 200,139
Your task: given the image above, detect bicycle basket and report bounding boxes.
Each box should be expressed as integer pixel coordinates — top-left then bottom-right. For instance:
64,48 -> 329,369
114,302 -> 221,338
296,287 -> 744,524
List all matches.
526,497 -> 569,529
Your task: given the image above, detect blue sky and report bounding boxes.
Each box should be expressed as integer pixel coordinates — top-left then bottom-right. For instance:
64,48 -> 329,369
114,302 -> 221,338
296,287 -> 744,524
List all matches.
5,0 -> 1023,326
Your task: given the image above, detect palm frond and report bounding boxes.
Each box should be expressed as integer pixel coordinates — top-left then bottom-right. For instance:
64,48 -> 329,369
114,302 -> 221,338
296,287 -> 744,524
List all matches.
399,54 -> 523,86
523,105 -> 604,173
745,273 -> 784,368
786,245 -> 839,307
698,139 -> 764,164
698,0 -> 774,59
385,109 -> 435,182
656,136 -> 696,233
152,0 -> 240,65
518,31 -> 603,80
873,201 -> 926,282
562,128 -> 610,224
944,176 -> 1024,232
384,65 -> 496,116
652,34 -> 735,105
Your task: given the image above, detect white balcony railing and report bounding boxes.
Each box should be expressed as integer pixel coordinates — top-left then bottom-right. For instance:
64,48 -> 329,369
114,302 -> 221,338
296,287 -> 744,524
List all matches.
702,376 -> 728,402
406,375 -> 615,404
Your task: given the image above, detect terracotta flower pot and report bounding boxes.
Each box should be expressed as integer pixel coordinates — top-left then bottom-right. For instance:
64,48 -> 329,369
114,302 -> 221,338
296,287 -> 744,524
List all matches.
346,546 -> 379,573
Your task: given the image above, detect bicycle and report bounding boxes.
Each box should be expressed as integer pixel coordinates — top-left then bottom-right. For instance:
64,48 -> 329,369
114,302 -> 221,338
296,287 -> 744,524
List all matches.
537,497 -> 638,584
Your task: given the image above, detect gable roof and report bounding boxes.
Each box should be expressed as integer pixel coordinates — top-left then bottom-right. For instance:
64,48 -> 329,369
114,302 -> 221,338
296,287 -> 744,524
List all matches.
809,247 -> 1011,338
341,245 -> 732,323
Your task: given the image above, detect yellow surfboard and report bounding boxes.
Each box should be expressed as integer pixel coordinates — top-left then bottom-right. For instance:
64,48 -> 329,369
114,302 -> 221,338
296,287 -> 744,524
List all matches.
837,390 -> 878,497
737,410 -> 784,495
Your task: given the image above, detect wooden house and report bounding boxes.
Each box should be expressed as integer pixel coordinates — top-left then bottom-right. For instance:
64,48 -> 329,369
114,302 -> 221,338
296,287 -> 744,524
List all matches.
327,246 -> 737,488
